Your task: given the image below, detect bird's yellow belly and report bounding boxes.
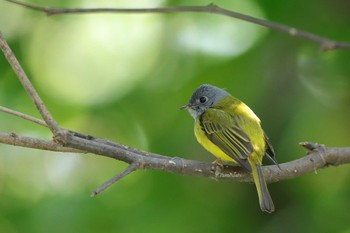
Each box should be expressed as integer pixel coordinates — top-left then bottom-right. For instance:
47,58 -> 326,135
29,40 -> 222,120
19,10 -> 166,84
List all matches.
194,120 -> 237,163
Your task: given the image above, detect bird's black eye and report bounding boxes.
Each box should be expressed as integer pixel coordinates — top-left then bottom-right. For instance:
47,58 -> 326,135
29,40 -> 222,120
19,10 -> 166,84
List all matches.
199,96 -> 208,103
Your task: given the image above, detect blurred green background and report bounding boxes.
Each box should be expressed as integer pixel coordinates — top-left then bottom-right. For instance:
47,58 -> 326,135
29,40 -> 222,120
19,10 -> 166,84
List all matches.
1,0 -> 350,232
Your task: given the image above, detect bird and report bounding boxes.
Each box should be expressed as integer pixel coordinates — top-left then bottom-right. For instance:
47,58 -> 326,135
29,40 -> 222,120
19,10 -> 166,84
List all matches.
180,84 -> 278,213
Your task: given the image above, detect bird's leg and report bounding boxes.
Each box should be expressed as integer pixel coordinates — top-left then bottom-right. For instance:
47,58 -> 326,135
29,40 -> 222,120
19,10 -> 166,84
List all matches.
212,158 -> 224,168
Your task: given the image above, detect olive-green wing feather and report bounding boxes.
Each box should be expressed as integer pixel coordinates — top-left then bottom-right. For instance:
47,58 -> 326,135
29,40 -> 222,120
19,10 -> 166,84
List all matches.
200,108 -> 253,172
264,131 -> 279,168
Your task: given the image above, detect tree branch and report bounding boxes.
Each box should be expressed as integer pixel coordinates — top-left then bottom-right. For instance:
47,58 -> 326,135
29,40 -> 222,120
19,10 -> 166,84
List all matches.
1,129 -> 350,184
0,106 -> 48,127
0,132 -> 83,153
4,0 -> 350,51
91,163 -> 138,197
0,32 -> 61,135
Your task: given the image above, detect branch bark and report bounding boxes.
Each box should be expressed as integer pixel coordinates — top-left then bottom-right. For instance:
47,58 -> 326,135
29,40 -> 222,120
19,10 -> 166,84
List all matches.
0,132 -> 83,153
0,32 -> 61,135
0,106 -> 47,127
4,0 -> 350,51
1,130 -> 350,185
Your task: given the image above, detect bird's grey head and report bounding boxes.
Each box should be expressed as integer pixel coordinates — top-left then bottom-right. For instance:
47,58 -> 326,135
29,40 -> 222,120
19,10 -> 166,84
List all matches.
180,84 -> 230,119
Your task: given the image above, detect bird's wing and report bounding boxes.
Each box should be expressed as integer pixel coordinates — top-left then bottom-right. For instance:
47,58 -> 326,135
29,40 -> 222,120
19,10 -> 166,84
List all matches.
263,131 -> 279,167
200,108 -> 253,172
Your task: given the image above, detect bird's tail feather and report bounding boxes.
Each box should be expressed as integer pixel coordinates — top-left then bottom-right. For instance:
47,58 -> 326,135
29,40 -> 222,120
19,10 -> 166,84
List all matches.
251,163 -> 275,213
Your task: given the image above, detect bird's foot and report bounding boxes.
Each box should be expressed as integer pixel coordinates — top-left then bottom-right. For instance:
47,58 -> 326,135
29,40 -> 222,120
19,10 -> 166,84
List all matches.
212,159 -> 224,168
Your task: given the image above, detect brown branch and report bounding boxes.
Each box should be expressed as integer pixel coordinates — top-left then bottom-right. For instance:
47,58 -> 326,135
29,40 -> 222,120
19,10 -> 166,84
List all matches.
0,32 -> 61,135
4,0 -> 350,51
0,130 -> 349,185
0,106 -> 48,127
91,163 -> 138,197
0,132 -> 83,153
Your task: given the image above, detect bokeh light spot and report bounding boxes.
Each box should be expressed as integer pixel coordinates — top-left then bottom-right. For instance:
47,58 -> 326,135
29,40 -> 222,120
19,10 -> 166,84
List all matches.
175,0 -> 266,57
26,4 -> 163,106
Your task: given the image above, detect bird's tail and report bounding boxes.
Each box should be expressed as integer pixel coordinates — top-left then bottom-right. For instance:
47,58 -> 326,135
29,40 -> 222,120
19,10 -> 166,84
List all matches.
251,162 -> 275,213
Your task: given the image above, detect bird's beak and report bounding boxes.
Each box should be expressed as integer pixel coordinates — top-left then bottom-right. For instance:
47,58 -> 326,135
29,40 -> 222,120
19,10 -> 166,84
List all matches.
179,103 -> 190,110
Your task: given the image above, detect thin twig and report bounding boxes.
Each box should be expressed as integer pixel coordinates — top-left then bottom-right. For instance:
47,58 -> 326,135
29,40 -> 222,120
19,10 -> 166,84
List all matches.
0,106 -> 48,127
0,105 -> 148,155
4,0 -> 350,51
0,32 -> 61,134
91,163 -> 138,196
